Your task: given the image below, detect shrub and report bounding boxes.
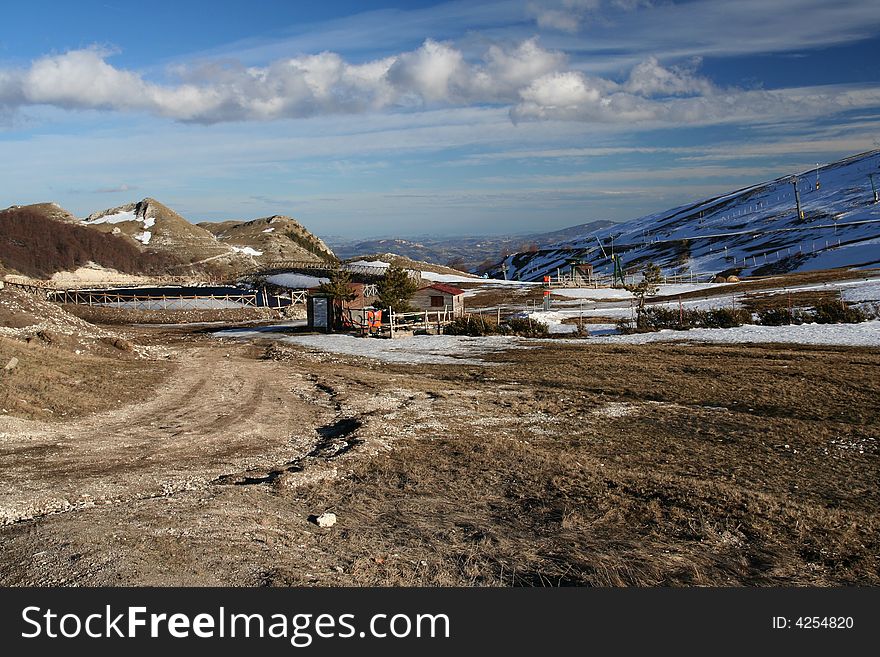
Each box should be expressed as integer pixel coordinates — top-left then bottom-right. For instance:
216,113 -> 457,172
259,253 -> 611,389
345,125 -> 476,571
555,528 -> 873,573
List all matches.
285,230 -> 336,262
617,297 -> 872,336
811,299 -> 868,324
757,306 -> 797,326
615,317 -> 636,334
503,317 -> 549,337
617,306 -> 751,333
638,306 -> 689,331
443,315 -> 499,336
443,315 -> 549,337
698,307 -> 752,328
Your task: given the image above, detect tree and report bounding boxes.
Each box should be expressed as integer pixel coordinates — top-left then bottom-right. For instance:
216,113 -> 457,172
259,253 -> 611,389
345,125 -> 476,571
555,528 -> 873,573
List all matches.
318,269 -> 357,329
374,265 -> 418,312
625,262 -> 662,329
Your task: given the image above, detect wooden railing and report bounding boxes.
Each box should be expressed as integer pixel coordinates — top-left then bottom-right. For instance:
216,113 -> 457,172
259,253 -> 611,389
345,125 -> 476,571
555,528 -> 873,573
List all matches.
4,275 -> 308,310
48,290 -> 260,310
387,307 -> 455,337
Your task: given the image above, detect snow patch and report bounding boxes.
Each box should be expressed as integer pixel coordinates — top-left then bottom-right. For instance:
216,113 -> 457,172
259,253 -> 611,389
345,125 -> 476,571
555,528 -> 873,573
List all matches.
231,246 -> 263,256
87,210 -> 137,224
553,288 -> 633,300
420,271 -> 479,283
215,330 -> 530,365
348,259 -> 390,269
262,227 -> 275,233
266,273 -> 328,288
135,231 -> 152,245
841,280 -> 880,303
571,320 -> 880,347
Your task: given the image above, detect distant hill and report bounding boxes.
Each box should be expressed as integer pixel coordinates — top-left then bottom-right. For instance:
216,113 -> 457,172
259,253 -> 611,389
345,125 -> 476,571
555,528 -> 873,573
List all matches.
329,219 -> 615,272
84,198 -> 237,268
488,149 -> 880,281
198,215 -> 336,263
0,197 -> 339,281
0,203 -> 182,279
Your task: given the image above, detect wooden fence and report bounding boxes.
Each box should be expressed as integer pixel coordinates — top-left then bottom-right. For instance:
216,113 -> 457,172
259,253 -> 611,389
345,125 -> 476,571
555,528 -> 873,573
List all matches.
387,307 -> 455,337
2,276 -> 311,311
48,290 -> 261,310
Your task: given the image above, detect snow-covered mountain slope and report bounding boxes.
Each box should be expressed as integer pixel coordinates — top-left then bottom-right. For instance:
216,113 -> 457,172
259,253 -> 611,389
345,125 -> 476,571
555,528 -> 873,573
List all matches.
491,149 -> 880,282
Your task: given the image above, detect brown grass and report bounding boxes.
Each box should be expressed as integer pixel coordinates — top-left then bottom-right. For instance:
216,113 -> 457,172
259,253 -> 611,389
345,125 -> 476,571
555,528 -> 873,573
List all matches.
63,304 -> 284,325
738,289 -> 839,311
1,326 -> 876,587
0,336 -> 172,420
249,341 -> 880,586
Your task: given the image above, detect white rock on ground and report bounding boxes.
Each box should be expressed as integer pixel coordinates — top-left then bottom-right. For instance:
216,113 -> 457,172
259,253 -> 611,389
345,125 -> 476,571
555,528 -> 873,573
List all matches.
315,512 -> 337,528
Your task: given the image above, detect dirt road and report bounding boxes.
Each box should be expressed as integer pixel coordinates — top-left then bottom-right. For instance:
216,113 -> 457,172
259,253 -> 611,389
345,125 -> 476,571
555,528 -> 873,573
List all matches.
0,343 -> 342,524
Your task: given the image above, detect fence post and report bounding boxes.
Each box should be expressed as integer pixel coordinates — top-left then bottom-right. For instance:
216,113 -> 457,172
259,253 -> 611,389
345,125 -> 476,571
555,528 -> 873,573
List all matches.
389,307 -> 395,339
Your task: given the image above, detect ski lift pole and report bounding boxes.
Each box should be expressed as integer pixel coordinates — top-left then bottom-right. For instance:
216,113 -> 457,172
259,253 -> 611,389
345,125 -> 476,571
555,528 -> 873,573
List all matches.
791,177 -> 804,219
609,253 -> 625,287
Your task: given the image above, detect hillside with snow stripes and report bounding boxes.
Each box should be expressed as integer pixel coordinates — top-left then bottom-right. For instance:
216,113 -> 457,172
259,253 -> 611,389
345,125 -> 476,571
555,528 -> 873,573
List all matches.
492,149 -> 880,282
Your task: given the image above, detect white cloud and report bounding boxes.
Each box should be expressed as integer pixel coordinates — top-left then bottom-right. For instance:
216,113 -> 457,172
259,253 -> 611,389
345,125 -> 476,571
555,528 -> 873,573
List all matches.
513,67 -> 880,127
0,39 -> 570,121
528,0 -> 602,33
387,39 -> 468,103
23,49 -> 147,111
624,57 -> 713,97
2,37 -> 879,135
481,38 -> 567,95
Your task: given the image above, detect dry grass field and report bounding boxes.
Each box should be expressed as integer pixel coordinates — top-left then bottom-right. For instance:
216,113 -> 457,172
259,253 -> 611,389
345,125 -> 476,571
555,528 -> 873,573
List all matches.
1,320 -> 877,586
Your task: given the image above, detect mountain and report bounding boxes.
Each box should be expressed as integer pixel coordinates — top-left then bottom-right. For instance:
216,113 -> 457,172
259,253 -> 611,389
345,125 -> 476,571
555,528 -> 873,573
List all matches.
2,198 -> 337,280
198,215 -> 335,263
328,219 -> 615,273
84,198 -> 233,265
488,150 -> 880,282
0,203 -> 182,279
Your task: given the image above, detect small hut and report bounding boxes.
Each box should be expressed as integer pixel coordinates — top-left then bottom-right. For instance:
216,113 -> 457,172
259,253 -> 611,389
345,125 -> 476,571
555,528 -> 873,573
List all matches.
411,283 -> 465,317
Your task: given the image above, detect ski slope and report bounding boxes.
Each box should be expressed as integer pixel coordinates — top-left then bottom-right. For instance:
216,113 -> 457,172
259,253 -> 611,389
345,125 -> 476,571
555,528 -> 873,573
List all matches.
496,150 -> 880,282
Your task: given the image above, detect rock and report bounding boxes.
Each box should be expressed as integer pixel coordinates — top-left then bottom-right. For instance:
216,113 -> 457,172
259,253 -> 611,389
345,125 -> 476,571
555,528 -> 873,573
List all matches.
3,357 -> 18,371
101,336 -> 133,352
314,512 -> 337,528
726,275 -> 740,283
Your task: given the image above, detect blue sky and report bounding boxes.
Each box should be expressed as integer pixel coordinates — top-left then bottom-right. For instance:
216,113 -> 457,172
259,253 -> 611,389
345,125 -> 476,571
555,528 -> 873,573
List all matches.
2,0 -> 879,238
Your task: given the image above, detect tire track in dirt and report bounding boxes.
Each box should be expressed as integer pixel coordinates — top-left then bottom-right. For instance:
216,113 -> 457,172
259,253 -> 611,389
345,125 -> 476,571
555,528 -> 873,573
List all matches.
0,345 -> 335,525
207,362 -> 437,490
